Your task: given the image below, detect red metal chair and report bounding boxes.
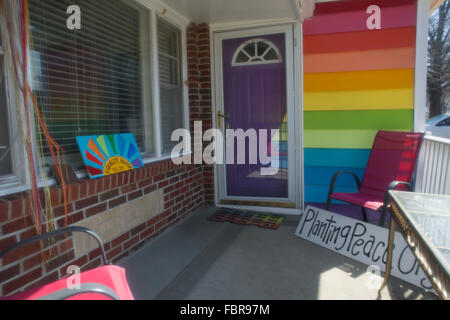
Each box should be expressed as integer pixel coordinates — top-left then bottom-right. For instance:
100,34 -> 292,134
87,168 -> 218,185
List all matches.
326,130 -> 424,226
0,226 -> 134,300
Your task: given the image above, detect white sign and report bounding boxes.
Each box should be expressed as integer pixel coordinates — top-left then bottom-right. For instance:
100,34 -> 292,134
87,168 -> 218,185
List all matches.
295,206 -> 434,291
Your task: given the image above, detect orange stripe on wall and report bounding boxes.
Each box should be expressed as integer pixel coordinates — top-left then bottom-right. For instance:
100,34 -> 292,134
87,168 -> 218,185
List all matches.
304,27 -> 416,55
304,69 -> 415,92
304,48 -> 415,74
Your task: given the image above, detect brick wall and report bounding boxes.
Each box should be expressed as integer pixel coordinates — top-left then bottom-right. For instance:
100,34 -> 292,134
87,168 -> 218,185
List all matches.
0,161 -> 205,296
0,23 -> 214,297
187,23 -> 215,203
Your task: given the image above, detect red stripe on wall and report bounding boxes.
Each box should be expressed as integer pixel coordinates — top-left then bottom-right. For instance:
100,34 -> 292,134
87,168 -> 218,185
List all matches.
303,27 -> 416,54
304,1 -> 417,35
313,0 -> 417,15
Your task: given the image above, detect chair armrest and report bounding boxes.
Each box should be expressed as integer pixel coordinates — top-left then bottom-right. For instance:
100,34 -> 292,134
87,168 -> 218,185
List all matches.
36,283 -> 120,300
326,171 -> 362,209
383,181 -> 412,208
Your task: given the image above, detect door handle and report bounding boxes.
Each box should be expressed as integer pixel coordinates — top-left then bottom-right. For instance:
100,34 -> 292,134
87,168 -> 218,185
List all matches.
217,111 -> 230,129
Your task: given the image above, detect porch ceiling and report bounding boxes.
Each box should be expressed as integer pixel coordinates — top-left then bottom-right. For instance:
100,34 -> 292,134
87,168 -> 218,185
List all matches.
158,0 -> 316,25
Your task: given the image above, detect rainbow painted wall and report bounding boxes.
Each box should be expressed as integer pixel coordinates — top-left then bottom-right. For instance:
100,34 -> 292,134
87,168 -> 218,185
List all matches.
303,0 -> 417,203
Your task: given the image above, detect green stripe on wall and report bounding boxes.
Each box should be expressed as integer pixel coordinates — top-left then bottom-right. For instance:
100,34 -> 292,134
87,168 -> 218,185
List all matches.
304,110 -> 413,130
304,129 -> 411,149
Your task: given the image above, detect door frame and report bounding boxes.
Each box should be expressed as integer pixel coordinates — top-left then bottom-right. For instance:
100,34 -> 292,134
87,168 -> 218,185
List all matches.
210,22 -> 304,215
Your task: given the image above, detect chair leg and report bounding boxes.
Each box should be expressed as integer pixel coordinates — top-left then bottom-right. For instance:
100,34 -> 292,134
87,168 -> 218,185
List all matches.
379,207 -> 388,227
326,195 -> 332,210
361,207 -> 368,222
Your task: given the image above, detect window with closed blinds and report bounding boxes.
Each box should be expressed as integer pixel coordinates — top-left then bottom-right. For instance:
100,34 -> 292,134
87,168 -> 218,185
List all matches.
157,17 -> 184,154
28,0 -> 152,169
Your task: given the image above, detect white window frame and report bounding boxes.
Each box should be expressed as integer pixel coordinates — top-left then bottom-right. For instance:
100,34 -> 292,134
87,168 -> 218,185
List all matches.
0,0 -> 190,196
0,14 -> 30,197
231,38 -> 283,66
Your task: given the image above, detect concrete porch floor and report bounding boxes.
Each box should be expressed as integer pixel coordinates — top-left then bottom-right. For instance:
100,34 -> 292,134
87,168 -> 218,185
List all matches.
119,205 -> 436,300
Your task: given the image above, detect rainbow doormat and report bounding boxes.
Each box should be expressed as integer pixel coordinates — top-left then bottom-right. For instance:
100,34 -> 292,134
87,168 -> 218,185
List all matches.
207,208 -> 285,230
76,133 -> 144,179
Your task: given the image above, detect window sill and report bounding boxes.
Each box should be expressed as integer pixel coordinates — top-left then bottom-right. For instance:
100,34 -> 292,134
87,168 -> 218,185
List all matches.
0,153 -> 191,198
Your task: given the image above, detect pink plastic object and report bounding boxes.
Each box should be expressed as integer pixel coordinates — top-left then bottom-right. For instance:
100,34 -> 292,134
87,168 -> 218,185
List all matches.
2,266 -> 134,300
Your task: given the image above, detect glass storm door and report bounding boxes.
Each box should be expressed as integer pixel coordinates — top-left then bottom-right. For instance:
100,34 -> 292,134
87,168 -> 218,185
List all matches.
215,26 -> 297,208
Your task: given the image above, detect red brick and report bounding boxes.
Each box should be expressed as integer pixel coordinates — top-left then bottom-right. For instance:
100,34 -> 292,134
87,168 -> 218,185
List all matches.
0,199 -> 10,223
99,189 -> 120,202
102,175 -> 112,191
2,267 -> 42,296
158,180 -> 169,189
130,223 -> 145,236
59,238 -> 73,254
122,172 -> 131,185
79,181 -> 88,198
22,252 -> 44,271
88,247 -> 102,261
2,216 -> 33,235
111,233 -> 130,248
64,211 -> 84,226
164,200 -> 174,209
146,215 -> 160,227
59,255 -> 88,276
52,203 -> 72,218
121,183 -> 137,194
85,203 -> 107,218
127,190 -> 143,201
0,235 -> 17,255
0,264 -> 20,283
140,226 -> 155,240
19,227 -> 38,241
67,183 -> 79,202
110,174 -> 119,189
129,171 -> 136,184
83,257 -> 102,271
138,178 -> 153,189
155,219 -> 167,231
143,184 -> 157,195
9,197 -> 24,219
24,271 -> 59,292
106,246 -> 122,261
108,196 -> 126,209
45,250 -> 75,273
123,235 -> 139,250
74,195 -> 98,210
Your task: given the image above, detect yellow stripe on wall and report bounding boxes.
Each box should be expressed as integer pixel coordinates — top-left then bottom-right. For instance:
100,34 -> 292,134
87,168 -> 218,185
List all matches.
304,89 -> 414,111
304,69 -> 414,92
304,129 -> 410,149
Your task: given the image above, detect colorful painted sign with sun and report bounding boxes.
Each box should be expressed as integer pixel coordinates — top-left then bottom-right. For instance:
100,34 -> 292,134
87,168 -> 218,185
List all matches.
76,133 -> 144,179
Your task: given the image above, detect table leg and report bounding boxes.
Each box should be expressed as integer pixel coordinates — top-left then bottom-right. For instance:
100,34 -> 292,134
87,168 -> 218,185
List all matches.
379,217 -> 396,293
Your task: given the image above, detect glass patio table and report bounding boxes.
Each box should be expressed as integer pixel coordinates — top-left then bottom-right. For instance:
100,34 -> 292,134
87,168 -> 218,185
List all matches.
379,190 -> 450,300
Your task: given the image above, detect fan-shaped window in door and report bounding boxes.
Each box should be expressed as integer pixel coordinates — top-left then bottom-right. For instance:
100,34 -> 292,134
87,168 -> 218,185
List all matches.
232,38 -> 282,66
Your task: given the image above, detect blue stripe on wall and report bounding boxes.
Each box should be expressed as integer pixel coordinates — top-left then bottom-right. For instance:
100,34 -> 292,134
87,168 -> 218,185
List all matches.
304,148 -> 371,168
305,185 -> 360,203
305,166 -> 365,187
304,148 -> 370,203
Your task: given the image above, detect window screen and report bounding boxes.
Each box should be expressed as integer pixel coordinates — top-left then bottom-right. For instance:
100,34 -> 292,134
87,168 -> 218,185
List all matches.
0,38 -> 12,176
157,17 -> 184,154
28,0 -> 151,169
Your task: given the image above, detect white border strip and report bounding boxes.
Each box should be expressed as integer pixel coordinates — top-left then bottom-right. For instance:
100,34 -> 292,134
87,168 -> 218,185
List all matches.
414,0 -> 430,131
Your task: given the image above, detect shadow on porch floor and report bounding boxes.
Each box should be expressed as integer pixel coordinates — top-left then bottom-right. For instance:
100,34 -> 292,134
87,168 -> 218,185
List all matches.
119,205 -> 435,300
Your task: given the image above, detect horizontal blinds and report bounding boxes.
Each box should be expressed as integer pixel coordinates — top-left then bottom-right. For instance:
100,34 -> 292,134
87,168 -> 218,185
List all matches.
0,39 -> 13,175
157,18 -> 184,153
28,0 -> 146,167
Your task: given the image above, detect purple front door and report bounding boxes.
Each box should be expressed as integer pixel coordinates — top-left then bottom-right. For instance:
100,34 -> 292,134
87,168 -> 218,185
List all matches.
222,33 -> 288,198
